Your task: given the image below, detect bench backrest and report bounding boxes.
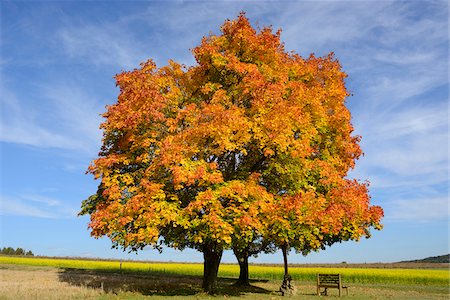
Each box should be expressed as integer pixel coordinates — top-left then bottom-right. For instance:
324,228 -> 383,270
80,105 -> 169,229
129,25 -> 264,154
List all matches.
318,274 -> 341,286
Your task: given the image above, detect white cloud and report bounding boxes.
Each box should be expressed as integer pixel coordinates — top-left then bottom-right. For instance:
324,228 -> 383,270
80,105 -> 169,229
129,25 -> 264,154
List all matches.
0,83 -> 81,150
39,83 -> 103,148
0,195 -> 77,219
19,194 -> 61,207
0,198 -> 57,219
354,101 -> 448,187
385,195 -> 449,222
1,122 -> 79,150
0,81 -> 102,156
57,23 -> 148,70
55,4 -> 224,68
277,1 -> 394,54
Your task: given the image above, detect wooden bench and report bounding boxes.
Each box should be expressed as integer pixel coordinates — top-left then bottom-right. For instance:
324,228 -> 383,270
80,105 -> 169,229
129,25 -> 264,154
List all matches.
317,274 -> 348,297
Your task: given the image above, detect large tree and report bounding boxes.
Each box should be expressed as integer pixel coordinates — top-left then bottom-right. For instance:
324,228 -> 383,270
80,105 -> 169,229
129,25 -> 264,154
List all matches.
80,13 -> 383,293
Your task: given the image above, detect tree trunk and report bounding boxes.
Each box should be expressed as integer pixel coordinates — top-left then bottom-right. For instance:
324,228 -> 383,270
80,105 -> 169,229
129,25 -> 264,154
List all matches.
202,243 -> 223,294
282,243 -> 289,277
279,243 -> 297,296
233,247 -> 250,286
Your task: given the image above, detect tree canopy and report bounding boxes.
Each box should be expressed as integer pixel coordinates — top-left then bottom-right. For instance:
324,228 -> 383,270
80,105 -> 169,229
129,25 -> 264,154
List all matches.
80,13 -> 383,293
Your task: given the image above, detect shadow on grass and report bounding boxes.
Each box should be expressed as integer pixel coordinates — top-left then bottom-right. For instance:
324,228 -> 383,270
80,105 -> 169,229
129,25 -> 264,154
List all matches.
58,268 -> 271,297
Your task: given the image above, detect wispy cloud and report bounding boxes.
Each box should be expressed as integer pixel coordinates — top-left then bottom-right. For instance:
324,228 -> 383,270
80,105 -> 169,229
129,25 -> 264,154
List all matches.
385,195 -> 449,222
279,1 -> 392,54
57,23 -> 148,70
354,99 -> 448,185
1,198 -> 56,219
0,194 -> 77,219
0,80 -> 102,156
354,5 -> 447,108
0,83 -> 81,150
19,194 -> 61,207
39,83 -> 104,149
54,4 -> 218,68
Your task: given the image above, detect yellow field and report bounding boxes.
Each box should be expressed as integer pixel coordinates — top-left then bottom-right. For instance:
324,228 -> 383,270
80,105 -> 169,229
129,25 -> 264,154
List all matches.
1,256 -> 448,287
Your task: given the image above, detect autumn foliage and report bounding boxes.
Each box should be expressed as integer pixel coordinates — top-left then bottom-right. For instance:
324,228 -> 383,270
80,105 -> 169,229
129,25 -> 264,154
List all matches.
81,13 -> 383,293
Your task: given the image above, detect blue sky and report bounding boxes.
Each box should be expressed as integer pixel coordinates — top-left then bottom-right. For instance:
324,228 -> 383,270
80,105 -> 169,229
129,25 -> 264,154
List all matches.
0,0 -> 448,264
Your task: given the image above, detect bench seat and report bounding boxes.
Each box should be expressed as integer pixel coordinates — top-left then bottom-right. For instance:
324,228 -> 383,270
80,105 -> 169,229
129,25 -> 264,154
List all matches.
317,274 -> 348,297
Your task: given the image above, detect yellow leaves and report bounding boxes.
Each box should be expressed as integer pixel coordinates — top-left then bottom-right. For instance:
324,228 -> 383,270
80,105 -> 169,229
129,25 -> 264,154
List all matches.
170,159 -> 224,190
201,82 -> 222,95
222,236 -> 232,245
121,173 -> 133,185
183,180 -> 269,247
211,53 -> 228,68
85,12 -> 381,256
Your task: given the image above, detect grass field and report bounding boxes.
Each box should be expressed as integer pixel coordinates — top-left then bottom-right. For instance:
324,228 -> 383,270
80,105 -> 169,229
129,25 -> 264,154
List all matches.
0,256 -> 449,299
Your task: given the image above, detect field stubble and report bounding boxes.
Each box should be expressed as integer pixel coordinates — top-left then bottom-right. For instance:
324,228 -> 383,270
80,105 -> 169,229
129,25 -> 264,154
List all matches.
0,256 -> 449,300
0,265 -> 102,300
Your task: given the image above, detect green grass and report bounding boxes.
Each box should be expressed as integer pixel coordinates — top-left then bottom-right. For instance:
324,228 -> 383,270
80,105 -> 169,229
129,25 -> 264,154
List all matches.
1,255 -> 448,286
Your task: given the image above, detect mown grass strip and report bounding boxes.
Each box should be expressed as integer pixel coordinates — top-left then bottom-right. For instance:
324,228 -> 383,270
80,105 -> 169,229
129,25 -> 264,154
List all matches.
1,256 -> 448,286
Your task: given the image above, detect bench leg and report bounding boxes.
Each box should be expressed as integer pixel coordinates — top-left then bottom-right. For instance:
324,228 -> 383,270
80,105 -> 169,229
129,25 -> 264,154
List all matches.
318,287 -> 328,296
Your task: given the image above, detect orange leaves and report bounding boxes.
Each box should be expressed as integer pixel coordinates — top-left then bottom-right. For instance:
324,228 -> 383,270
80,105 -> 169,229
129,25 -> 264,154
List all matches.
82,13 -> 382,256
318,180 -> 383,239
170,160 -> 223,190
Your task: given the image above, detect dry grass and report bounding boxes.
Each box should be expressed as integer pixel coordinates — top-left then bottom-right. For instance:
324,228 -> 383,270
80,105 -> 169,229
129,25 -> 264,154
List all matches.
0,265 -> 103,300
0,263 -> 448,300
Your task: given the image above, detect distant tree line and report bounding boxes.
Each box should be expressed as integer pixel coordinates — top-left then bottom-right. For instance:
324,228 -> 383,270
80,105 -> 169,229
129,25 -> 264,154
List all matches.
413,254 -> 449,263
0,247 -> 34,256
400,254 -> 449,264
